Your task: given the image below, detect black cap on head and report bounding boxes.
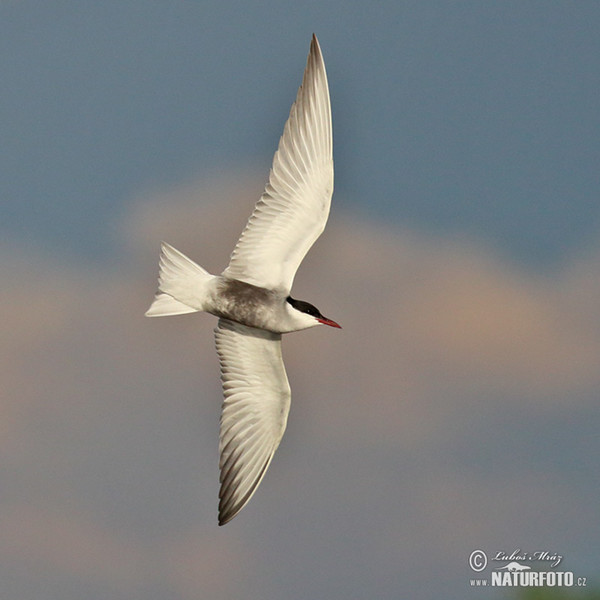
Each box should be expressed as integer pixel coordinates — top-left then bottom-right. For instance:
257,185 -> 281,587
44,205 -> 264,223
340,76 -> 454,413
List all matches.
286,296 -> 323,318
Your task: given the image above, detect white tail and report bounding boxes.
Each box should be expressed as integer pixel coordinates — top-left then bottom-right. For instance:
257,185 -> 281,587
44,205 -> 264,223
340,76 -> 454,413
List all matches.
145,242 -> 213,317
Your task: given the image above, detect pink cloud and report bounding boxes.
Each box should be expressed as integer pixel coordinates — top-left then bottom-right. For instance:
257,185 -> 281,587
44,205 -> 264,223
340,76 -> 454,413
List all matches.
2,173 -> 598,598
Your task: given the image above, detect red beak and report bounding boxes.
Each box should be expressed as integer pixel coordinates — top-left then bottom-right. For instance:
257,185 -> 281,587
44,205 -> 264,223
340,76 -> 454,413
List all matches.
317,316 -> 342,329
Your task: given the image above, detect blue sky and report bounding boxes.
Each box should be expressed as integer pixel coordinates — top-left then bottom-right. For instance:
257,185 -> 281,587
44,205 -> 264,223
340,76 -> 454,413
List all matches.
2,1 -> 599,265
3,4 -> 600,600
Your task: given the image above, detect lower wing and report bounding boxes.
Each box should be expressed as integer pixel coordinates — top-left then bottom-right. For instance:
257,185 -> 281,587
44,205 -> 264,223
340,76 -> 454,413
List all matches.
213,318 -> 291,525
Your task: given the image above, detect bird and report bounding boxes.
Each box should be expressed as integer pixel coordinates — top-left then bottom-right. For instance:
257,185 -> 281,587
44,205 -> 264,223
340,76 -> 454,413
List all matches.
496,562 -> 531,572
145,34 -> 339,525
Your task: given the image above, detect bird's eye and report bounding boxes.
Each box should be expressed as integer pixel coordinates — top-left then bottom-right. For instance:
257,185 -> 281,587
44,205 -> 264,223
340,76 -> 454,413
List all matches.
305,304 -> 322,318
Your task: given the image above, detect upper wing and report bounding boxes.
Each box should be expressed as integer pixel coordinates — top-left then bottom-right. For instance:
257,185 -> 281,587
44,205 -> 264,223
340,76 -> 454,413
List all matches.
222,34 -> 333,294
214,318 -> 291,525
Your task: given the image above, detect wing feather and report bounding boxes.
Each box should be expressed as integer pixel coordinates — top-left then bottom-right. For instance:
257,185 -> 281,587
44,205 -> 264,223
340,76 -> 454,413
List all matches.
214,318 -> 291,525
223,34 -> 333,293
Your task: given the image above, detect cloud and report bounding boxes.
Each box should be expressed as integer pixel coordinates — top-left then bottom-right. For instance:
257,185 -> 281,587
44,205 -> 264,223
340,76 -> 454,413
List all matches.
129,175 -> 600,400
0,504 -> 251,599
3,173 -> 599,599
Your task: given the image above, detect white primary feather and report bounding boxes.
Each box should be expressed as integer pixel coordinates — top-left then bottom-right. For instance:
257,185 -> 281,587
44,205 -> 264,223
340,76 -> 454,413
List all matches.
222,34 -> 333,294
214,318 -> 291,525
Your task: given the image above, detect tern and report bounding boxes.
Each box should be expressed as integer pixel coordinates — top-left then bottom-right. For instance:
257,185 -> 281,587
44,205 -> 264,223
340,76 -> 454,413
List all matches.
145,35 -> 339,525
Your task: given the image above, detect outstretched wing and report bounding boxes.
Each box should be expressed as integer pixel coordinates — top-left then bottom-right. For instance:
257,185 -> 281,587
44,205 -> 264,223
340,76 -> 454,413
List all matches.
222,34 -> 333,294
214,318 -> 291,525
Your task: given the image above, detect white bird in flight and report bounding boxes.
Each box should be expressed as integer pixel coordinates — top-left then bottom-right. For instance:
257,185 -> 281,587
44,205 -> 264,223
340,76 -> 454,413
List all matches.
145,35 -> 340,525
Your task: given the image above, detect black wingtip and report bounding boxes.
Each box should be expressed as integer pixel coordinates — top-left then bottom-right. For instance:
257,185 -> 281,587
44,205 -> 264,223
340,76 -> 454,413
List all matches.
217,511 -> 231,526
311,33 -> 320,52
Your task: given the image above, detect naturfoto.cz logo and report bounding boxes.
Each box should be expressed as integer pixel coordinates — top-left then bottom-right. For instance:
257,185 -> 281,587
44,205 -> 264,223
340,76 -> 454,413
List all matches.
468,549 -> 588,589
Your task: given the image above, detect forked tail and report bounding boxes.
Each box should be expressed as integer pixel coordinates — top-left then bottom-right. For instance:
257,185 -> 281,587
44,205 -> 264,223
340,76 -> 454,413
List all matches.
145,242 -> 213,317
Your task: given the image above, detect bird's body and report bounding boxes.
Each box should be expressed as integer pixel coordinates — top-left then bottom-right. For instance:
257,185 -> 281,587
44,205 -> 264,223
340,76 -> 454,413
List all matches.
210,278 -> 284,331
146,35 -> 339,525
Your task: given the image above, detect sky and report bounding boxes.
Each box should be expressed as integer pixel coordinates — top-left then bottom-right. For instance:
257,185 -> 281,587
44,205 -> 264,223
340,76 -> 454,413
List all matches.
2,2 -> 600,599
2,1 -> 600,267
